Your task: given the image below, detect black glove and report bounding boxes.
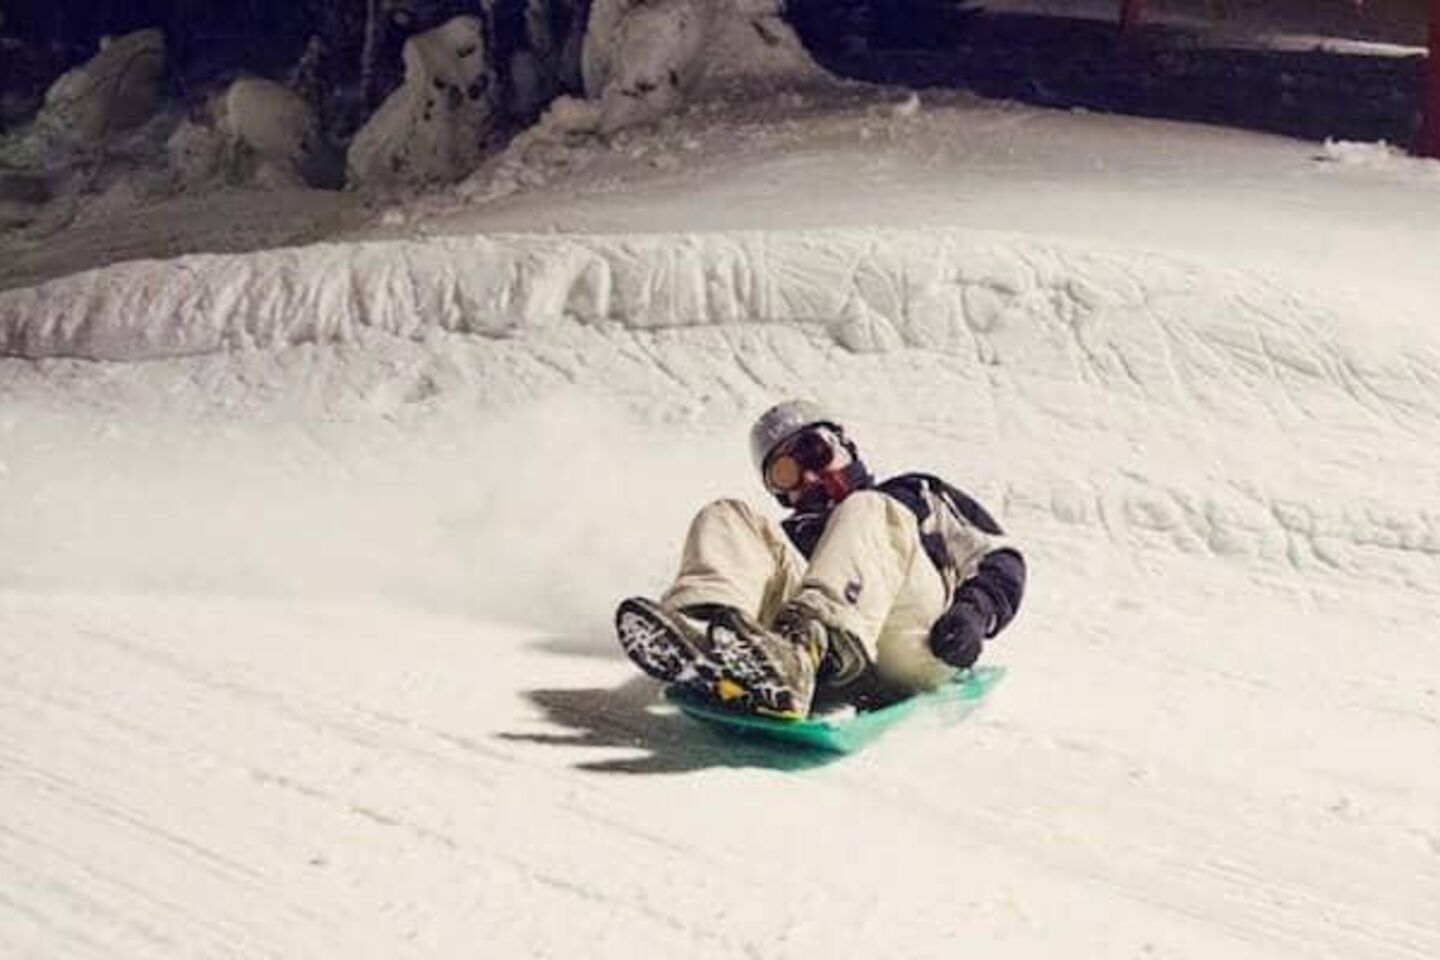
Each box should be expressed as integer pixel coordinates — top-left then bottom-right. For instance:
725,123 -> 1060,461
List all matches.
928,586 -> 997,669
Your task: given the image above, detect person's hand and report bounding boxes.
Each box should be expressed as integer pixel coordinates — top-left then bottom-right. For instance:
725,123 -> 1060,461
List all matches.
928,587 -> 996,669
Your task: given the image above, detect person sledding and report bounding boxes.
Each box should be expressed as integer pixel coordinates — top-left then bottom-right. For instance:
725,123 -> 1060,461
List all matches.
615,399 -> 1026,719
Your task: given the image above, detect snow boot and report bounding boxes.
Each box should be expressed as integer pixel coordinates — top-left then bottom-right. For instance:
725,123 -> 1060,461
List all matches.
616,596 -> 723,690
616,597 -> 764,709
772,603 -> 870,690
703,607 -> 822,720
614,597 -> 817,718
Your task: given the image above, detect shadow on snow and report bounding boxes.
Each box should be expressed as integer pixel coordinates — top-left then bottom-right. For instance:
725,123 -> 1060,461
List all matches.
500,674 -> 841,775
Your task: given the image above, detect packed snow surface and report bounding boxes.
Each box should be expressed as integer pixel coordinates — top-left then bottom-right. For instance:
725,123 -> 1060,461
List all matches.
2,85 -> 1438,959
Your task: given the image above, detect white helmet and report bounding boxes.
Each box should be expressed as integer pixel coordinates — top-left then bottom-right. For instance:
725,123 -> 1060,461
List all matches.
748,399 -> 846,472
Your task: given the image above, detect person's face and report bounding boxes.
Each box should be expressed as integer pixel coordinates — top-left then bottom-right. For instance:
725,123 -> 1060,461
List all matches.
763,426 -> 854,505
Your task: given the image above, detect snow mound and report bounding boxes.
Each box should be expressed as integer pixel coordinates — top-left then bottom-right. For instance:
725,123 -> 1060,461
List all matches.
0,228 -> 1334,361
5,227 -> 1437,438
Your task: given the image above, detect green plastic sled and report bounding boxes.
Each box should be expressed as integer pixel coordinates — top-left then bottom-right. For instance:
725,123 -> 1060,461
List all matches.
665,664 -> 1006,754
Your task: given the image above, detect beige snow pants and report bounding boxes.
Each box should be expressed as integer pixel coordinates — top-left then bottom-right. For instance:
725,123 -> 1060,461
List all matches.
661,492 -> 956,693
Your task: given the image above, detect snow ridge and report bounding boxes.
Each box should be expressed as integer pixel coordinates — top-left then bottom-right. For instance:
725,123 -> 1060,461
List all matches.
3,228 -> 1436,430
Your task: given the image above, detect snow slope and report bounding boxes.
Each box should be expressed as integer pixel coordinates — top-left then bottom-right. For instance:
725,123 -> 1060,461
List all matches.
2,90 -> 1439,958
412,86 -> 1440,330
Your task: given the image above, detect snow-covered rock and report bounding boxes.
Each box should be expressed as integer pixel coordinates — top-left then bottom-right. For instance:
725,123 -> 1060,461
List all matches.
583,0 -> 825,133
37,29 -> 167,146
347,16 -> 500,190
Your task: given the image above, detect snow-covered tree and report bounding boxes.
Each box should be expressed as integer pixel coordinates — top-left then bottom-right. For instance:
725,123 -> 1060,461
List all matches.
582,0 -> 825,133
347,15 -> 501,189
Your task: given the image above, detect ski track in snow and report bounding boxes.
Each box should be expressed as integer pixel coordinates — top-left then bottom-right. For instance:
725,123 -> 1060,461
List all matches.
1,225 -> 1437,956
3,592 -> 1436,959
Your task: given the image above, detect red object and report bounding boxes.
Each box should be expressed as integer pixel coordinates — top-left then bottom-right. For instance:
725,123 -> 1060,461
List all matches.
1119,0 -> 1146,32
1423,0 -> 1440,157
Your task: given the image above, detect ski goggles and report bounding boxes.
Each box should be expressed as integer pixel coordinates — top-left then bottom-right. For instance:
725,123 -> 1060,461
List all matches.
764,426 -> 841,493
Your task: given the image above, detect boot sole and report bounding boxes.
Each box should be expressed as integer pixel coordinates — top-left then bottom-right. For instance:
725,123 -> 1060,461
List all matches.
615,597 -> 735,700
616,598 -> 810,718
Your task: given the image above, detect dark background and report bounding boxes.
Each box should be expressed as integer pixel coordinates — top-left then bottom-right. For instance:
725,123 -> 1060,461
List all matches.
0,1 -> 528,135
0,0 -> 1430,146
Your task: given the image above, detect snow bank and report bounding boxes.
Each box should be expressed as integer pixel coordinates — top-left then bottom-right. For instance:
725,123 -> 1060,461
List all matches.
0,227 -> 1425,385
0,229 -> 1223,359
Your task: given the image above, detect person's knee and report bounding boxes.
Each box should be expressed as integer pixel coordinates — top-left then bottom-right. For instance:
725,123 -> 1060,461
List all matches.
690,498 -> 781,545
695,497 -> 762,525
